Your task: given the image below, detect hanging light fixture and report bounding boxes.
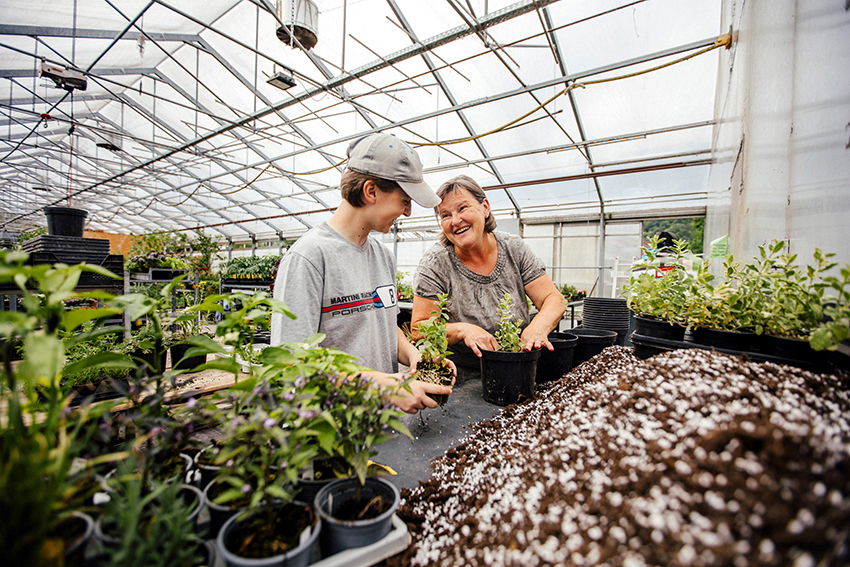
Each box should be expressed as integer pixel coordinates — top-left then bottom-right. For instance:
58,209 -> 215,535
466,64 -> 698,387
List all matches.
276,0 -> 319,50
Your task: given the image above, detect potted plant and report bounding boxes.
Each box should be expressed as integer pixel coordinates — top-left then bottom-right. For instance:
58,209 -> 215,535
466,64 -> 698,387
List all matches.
259,336 -> 412,499
558,283 -> 586,302
257,336 -> 412,555
167,311 -> 210,371
0,251 -> 130,565
411,293 -> 453,405
809,264 -> 849,359
93,455 -> 207,566
479,293 -> 541,406
623,235 -> 691,341
211,376 -> 322,566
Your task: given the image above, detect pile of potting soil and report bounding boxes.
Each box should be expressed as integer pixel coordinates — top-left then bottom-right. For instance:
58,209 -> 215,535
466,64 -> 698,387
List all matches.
390,347 -> 850,567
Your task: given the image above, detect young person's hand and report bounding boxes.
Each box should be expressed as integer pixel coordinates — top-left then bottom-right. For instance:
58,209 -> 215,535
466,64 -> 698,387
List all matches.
367,371 -> 452,414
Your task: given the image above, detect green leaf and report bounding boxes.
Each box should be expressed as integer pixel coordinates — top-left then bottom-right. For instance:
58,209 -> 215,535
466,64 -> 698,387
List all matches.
64,351 -> 136,375
387,419 -> 412,439
18,331 -> 64,387
196,357 -> 242,375
62,307 -> 123,333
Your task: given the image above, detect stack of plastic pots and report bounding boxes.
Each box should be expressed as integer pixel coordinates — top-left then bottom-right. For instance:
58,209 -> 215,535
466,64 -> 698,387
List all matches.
580,297 -> 631,346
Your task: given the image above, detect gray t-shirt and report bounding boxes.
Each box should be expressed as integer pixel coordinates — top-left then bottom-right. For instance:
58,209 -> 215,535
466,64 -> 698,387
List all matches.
271,222 -> 399,373
414,231 -> 546,365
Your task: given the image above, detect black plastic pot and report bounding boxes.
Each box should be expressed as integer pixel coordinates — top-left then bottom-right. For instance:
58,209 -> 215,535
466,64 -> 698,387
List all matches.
571,328 -> 618,365
537,332 -> 578,382
169,343 -> 208,371
314,477 -> 399,556
765,335 -> 820,363
44,206 -> 88,237
479,348 -> 541,406
203,479 -> 243,540
633,316 -> 686,341
217,500 -> 319,567
691,327 -> 756,351
133,348 -> 168,376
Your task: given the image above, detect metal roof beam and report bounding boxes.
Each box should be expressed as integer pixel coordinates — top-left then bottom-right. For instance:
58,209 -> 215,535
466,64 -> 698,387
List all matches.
0,24 -> 200,43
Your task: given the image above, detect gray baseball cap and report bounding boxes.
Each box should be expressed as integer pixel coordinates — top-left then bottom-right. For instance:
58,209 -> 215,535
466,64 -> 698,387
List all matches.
346,133 -> 440,208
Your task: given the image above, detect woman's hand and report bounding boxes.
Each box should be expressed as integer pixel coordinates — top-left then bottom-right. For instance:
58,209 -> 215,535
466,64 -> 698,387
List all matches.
520,326 -> 554,352
454,322 -> 499,356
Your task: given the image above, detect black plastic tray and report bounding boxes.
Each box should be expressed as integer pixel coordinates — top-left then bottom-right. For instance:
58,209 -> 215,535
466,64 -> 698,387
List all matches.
630,332 -> 843,373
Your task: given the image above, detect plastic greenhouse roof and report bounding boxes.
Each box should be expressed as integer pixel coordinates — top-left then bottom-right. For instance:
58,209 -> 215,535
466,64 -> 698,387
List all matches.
0,0 -> 722,241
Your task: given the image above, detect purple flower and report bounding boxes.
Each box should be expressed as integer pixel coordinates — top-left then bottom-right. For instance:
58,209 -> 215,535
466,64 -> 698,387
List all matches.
298,409 -> 317,419
280,461 -> 288,470
263,417 -> 277,429
186,397 -> 197,408
295,376 -> 306,388
241,483 -> 251,494
283,390 -> 295,401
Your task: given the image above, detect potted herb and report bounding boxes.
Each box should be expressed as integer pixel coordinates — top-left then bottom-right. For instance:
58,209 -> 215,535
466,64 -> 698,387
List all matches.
257,336 -> 412,554
412,293 -> 454,405
211,376 -> 322,566
259,337 -> 412,495
810,265 -> 850,356
479,293 -> 541,406
623,235 -> 691,341
93,455 -> 206,566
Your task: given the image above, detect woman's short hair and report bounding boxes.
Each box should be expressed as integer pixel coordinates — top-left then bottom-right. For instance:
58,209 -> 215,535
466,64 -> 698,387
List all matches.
339,170 -> 402,207
436,175 -> 496,244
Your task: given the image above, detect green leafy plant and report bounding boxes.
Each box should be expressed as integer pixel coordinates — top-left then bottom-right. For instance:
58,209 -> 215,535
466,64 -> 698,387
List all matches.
0,251 -> 130,565
810,265 -> 850,351
97,456 -> 204,567
623,236 -> 694,326
219,255 -> 282,279
198,376 -> 319,513
412,293 -> 453,404
558,284 -> 586,302
187,290 -> 295,379
258,335 -> 412,485
495,292 -> 523,352
61,322 -> 130,389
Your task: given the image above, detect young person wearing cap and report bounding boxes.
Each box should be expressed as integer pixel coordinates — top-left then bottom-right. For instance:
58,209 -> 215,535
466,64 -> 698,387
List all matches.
271,132 -> 454,413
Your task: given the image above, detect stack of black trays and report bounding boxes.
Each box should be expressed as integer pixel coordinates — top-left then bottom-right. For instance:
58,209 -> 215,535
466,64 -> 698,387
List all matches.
22,235 -> 124,291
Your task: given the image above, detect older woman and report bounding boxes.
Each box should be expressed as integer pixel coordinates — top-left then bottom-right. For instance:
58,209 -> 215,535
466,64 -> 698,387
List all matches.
411,175 -> 565,374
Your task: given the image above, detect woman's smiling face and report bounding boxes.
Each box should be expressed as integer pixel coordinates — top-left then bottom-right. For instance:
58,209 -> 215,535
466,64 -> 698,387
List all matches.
437,187 -> 491,249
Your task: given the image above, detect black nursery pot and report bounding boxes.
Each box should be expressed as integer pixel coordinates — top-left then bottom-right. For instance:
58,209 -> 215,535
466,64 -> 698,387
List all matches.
314,477 -> 399,556
537,332 -> 578,383
691,327 -> 756,352
633,316 -> 686,341
44,206 -> 88,237
479,348 -> 541,406
169,343 -> 208,371
570,328 -> 618,365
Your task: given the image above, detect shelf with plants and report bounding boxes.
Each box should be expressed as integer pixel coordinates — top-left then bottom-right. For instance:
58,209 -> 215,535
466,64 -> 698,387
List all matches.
218,255 -> 282,290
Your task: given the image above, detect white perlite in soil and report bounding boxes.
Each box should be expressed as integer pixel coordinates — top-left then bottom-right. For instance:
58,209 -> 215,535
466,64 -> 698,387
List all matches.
390,347 -> 850,567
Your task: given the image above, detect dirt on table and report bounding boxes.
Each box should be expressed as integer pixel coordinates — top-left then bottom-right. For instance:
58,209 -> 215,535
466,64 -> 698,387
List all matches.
389,346 -> 850,567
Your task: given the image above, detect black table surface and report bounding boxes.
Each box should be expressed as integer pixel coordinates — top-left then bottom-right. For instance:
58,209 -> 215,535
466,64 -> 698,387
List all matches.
374,370 -> 501,492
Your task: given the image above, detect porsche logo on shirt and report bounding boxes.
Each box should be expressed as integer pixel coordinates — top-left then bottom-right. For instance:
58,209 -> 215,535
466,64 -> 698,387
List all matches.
322,285 -> 397,316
